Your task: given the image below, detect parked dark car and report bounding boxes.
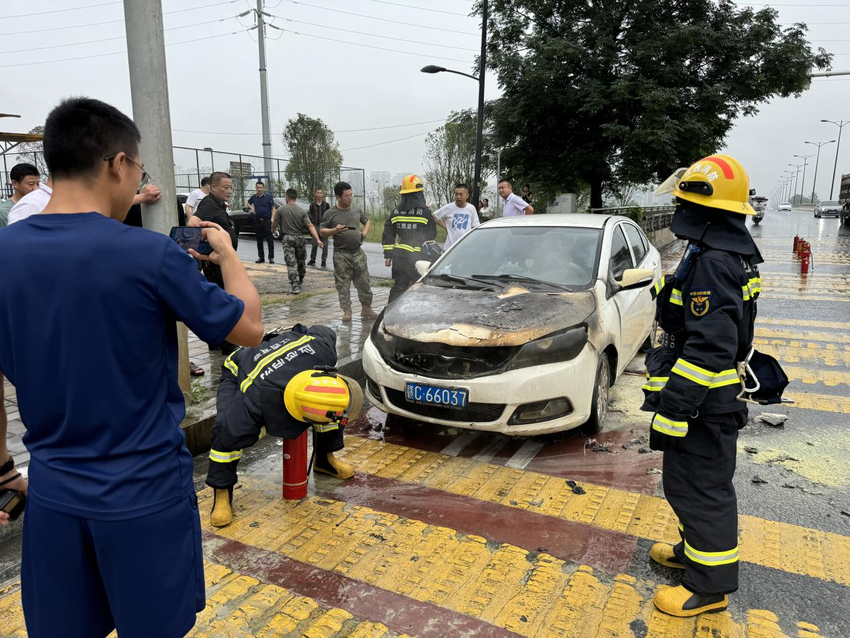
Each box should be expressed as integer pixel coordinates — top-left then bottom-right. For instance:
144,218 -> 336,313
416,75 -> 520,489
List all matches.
229,206 -> 283,240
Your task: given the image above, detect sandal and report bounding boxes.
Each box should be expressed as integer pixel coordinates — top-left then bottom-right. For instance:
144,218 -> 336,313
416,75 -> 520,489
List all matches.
189,361 -> 205,377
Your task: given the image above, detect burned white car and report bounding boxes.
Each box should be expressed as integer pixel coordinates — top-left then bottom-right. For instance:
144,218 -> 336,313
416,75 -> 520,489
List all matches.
363,214 -> 662,435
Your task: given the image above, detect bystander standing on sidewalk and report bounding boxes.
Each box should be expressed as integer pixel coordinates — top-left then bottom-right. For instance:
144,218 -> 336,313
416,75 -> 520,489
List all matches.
433,183 -> 479,249
478,197 -> 491,221
0,164 -> 40,229
273,188 -> 323,294
321,181 -> 378,321
498,178 -> 534,217
0,97 -> 264,638
184,176 -> 210,220
521,183 -> 533,205
308,188 -> 330,267
248,180 -> 278,263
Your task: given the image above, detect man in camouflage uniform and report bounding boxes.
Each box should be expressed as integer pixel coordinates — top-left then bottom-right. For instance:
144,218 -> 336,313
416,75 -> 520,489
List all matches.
321,181 -> 379,321
273,188 -> 323,294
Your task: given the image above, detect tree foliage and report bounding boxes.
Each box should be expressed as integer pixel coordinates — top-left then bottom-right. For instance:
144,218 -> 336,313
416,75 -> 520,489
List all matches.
15,126 -> 48,177
480,0 -> 832,208
283,113 -> 343,200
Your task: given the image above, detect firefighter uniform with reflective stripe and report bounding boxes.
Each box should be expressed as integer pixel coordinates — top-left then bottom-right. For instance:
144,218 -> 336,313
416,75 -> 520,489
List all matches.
641,249 -> 759,596
382,206 -> 436,302
206,324 -> 343,490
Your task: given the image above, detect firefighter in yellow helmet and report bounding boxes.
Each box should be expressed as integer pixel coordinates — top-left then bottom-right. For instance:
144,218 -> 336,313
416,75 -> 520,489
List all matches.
382,174 -> 437,302
206,324 -> 363,527
642,155 -> 763,617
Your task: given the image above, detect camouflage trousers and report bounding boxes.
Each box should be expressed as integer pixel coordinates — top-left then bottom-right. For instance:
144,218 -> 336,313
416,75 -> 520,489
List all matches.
333,248 -> 373,311
282,235 -> 307,287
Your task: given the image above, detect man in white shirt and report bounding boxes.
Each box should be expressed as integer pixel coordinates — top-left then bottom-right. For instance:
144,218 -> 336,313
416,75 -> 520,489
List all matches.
498,178 -> 534,217
433,183 -> 479,249
9,179 -> 162,225
184,177 -> 210,219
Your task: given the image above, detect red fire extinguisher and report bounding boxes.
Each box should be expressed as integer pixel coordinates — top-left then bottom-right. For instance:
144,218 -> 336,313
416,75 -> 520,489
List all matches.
801,243 -> 811,274
794,235 -> 800,253
283,431 -> 309,500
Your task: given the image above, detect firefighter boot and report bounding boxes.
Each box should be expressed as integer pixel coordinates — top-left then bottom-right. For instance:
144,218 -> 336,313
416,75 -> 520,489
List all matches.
210,487 -> 233,528
653,585 -> 728,617
313,450 -> 355,479
341,308 -> 353,322
361,306 -> 379,319
650,543 -> 686,570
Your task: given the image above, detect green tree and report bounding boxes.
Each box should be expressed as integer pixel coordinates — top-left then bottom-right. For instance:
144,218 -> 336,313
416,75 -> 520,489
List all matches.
283,113 -> 343,200
481,0 -> 831,208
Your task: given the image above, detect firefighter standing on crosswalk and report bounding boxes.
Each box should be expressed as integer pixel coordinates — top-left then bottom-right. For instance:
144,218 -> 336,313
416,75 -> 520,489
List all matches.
205,324 -> 362,528
641,155 -> 763,617
382,174 -> 437,303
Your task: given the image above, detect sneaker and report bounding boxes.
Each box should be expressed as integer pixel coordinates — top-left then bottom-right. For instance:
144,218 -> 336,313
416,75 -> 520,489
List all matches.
269,258 -> 274,264
255,258 -> 265,264
321,261 -> 327,268
308,260 -> 316,266
292,286 -> 301,294
299,276 -> 305,286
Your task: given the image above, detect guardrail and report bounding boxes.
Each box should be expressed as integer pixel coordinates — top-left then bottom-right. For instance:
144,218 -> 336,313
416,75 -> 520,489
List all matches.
589,205 -> 675,233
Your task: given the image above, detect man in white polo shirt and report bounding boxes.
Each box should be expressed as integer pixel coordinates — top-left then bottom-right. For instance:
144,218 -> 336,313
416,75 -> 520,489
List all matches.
498,178 -> 534,217
432,183 -> 479,249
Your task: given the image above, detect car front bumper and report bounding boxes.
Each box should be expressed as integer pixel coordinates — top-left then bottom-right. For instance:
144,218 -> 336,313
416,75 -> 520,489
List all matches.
361,338 -> 599,435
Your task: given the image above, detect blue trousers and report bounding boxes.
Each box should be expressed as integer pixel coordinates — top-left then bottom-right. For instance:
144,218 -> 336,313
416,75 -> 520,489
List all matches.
21,493 -> 205,638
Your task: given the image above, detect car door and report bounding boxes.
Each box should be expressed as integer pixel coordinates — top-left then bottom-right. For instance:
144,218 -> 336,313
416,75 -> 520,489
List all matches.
621,222 -> 658,347
608,223 -> 642,364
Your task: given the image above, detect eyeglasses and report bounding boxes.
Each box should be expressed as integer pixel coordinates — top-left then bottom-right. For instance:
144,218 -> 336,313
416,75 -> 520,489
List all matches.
104,154 -> 151,191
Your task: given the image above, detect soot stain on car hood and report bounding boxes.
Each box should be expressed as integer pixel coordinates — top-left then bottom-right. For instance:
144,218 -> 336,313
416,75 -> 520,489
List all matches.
383,284 -> 597,347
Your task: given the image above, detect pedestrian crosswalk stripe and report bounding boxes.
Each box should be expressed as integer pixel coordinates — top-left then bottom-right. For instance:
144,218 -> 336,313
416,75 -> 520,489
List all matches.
755,340 -> 850,368
756,327 -> 850,345
757,317 -> 850,330
338,436 -> 850,588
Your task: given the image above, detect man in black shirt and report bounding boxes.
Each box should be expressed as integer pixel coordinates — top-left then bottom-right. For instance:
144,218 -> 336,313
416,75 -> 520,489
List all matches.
308,188 -> 330,267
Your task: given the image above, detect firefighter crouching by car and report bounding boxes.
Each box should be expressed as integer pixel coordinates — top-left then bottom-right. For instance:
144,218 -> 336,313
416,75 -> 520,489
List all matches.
206,324 -> 362,527
383,174 -> 437,303
641,155 -> 764,617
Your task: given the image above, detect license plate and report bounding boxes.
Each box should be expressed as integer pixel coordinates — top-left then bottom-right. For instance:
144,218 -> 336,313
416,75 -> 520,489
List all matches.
405,382 -> 468,409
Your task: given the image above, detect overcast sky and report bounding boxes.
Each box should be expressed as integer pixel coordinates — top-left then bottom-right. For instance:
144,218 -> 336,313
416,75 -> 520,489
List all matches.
1,0 -> 848,200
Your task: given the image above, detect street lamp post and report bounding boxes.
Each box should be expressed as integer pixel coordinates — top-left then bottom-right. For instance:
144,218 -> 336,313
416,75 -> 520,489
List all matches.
821,119 -> 848,199
805,140 -> 836,206
420,0 -> 488,213
787,163 -> 802,202
793,154 -> 814,205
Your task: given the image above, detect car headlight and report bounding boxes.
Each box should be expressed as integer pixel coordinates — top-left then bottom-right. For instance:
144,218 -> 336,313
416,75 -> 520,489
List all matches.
507,326 -> 588,371
371,318 -> 397,362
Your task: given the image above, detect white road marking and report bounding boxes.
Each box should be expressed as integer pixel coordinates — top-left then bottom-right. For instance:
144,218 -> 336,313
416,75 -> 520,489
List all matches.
505,440 -> 545,470
472,436 -> 511,463
440,431 -> 482,457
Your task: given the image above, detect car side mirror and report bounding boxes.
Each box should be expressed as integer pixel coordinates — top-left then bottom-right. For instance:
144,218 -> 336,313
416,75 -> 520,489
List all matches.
415,260 -> 431,277
617,268 -> 654,291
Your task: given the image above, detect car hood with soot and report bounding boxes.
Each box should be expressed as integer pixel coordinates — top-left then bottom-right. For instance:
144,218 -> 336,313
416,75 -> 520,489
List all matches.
382,284 -> 597,347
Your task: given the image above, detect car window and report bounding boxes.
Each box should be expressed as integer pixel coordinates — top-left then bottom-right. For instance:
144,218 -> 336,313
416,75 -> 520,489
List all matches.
431,226 -> 602,288
622,224 -> 648,266
610,225 -> 634,279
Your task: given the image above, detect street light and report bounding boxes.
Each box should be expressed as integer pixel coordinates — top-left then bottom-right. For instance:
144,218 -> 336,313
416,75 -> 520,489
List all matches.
420,0 -> 488,214
783,170 -> 795,203
804,140 -> 836,205
787,163 -> 802,202
793,154 -> 814,205
821,119 -> 848,199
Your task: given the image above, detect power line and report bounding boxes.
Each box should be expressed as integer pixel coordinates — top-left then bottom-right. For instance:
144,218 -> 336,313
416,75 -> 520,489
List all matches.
0,27 -> 252,69
0,1 -> 121,20
367,0 -> 471,17
0,17 -> 232,55
281,0 -> 477,36
172,118 -> 447,137
340,129 -> 437,152
270,25 -> 471,63
0,1 -> 237,37
270,14 -> 477,51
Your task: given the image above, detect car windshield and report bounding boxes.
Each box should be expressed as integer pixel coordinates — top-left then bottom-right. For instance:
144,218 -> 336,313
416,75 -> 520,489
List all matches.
822,201 -> 840,207
430,226 -> 602,288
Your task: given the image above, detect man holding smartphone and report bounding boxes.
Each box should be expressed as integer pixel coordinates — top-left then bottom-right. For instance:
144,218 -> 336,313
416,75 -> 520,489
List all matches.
0,97 -> 264,638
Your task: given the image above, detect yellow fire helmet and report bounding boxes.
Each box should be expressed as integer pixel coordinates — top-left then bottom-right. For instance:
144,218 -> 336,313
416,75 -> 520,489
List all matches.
658,154 -> 755,216
399,174 -> 424,194
283,369 -> 363,425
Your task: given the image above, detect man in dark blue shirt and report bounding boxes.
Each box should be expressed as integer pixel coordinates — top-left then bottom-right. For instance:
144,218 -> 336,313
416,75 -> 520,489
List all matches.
247,180 -> 278,263
0,97 -> 264,638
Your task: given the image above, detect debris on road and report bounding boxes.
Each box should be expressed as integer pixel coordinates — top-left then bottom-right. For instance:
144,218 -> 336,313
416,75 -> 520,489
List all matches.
638,447 -> 651,454
745,446 -> 759,454
768,455 -> 800,464
566,480 -> 587,495
757,413 -> 788,427
646,468 -> 662,475
585,439 -> 614,453
622,435 -> 648,450
752,475 -> 768,484
841,511 -> 850,518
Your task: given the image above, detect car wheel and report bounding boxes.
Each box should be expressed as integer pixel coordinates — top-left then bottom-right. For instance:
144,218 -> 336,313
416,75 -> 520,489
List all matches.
582,352 -> 611,435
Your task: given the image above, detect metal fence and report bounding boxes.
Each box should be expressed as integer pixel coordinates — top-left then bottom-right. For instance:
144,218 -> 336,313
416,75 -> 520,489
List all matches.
1,146 -> 366,213
590,205 -> 675,233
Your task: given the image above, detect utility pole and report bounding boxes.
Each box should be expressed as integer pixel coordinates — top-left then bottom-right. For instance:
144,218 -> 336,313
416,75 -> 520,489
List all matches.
805,140 -> 836,206
821,119 -> 848,200
794,154 -> 813,205
256,0 -> 274,178
124,0 -> 191,405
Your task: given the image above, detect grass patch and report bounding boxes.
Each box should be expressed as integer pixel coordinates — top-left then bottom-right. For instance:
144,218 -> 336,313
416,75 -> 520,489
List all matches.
191,382 -> 212,404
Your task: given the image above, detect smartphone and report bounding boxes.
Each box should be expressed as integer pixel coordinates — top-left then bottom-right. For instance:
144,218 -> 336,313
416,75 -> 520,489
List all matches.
169,226 -> 213,254
346,226 -> 358,231
0,489 -> 25,521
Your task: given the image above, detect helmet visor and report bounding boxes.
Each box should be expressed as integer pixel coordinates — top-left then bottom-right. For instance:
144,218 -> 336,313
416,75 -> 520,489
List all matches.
654,168 -> 688,197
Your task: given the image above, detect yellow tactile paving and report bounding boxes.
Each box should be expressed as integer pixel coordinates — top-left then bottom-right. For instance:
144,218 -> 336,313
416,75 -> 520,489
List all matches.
0,560 -> 411,638
756,328 -> 850,346
196,485 -> 818,638
781,364 -> 850,388
337,436 -> 850,589
755,340 -> 850,367
783,392 -> 850,414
